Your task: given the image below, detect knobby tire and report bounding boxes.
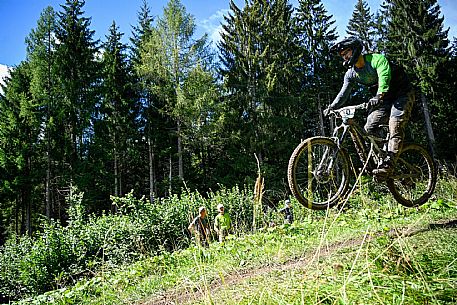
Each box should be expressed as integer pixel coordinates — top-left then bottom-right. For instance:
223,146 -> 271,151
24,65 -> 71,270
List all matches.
387,143 -> 437,207
288,137 -> 350,210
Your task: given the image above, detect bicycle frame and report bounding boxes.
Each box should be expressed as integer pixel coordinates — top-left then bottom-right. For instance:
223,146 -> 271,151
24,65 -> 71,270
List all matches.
329,105 -> 388,173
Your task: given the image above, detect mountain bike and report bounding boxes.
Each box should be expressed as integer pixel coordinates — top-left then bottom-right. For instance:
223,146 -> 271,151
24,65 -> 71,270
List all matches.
287,103 -> 437,210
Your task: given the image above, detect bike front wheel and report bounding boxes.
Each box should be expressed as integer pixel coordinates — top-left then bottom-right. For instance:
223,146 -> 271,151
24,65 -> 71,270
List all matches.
288,137 -> 350,210
387,144 -> 436,207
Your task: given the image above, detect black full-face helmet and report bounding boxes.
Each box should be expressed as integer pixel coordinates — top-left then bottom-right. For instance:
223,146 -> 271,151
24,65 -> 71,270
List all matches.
330,37 -> 364,69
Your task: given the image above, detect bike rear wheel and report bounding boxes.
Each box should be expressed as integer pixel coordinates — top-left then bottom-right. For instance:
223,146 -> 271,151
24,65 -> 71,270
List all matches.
288,137 -> 350,210
387,144 -> 436,207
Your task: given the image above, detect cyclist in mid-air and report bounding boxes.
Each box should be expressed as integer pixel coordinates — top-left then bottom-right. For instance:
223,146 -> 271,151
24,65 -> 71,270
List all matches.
324,37 -> 415,176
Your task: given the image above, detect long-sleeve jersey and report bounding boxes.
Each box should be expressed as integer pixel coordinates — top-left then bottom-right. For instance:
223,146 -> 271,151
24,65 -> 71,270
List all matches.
330,54 -> 411,109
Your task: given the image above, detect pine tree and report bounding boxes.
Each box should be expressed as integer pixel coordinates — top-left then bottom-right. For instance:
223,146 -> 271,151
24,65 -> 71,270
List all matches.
346,0 -> 376,51
54,0 -> 100,193
97,21 -> 138,205
295,0 -> 339,136
25,6 -> 59,220
219,0 -> 302,192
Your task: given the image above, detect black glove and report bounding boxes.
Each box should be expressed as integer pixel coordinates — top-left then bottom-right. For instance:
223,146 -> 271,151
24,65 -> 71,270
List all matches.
367,93 -> 384,111
323,106 -> 333,117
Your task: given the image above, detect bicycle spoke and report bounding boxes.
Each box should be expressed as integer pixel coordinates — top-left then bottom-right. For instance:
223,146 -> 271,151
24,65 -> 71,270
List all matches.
288,137 -> 350,209
387,144 -> 436,207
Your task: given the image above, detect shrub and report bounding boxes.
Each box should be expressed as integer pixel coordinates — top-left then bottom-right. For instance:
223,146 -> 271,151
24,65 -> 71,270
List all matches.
0,185 -> 256,301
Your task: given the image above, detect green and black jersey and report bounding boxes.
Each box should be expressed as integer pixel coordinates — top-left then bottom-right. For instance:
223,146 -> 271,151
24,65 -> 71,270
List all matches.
331,53 -> 411,108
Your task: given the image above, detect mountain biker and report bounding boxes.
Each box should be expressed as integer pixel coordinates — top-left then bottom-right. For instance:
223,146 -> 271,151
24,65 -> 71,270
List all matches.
324,37 -> 415,176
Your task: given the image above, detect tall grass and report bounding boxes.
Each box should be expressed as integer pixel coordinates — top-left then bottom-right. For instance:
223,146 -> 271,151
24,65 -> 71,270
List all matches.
5,173 -> 457,304
0,185 -> 255,302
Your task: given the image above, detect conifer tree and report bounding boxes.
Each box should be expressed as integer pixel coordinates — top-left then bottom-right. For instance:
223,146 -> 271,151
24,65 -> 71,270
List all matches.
219,0 -> 302,191
383,0 -> 449,93
130,0 -> 160,202
346,0 -> 376,51
382,0 -> 449,157
373,7 -> 389,53
54,0 -> 100,193
97,21 -> 138,204
0,62 -> 40,236
295,0 -> 339,136
138,0 -> 213,192
25,6 -> 58,219
130,0 -> 154,63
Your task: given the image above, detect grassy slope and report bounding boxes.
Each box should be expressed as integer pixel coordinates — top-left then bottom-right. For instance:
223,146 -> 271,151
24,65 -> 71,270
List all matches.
17,176 -> 457,305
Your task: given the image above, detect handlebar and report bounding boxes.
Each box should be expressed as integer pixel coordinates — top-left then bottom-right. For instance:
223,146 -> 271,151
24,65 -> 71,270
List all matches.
325,103 -> 367,119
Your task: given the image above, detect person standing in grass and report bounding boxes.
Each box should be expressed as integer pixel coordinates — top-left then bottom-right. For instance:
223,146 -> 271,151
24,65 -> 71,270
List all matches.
188,206 -> 211,247
279,199 -> 293,224
214,204 -> 232,242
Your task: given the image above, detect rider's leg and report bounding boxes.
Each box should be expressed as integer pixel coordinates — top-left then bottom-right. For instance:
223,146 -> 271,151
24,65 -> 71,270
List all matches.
388,90 -> 415,159
374,90 -> 415,175
364,105 -> 389,139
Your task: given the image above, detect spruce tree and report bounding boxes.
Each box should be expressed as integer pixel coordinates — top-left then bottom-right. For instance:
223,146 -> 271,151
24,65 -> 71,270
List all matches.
0,62 -> 40,236
130,0 -> 154,63
295,0 -> 339,136
384,0 -> 449,93
431,39 -> 457,160
96,21 -> 138,207
219,0 -> 302,192
54,0 -> 100,196
25,6 -> 59,220
346,0 -> 376,51
130,0 -> 160,202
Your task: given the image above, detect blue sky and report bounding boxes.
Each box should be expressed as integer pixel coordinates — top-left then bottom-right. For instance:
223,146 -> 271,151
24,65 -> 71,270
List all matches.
0,0 -> 456,67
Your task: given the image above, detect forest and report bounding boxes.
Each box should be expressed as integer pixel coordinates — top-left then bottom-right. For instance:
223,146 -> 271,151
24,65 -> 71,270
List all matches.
0,0 -> 456,251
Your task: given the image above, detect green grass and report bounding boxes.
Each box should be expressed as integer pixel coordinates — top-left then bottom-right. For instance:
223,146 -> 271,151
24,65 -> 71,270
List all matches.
15,174 -> 457,305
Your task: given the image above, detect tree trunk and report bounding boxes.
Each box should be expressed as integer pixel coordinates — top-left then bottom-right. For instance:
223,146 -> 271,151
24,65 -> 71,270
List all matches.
46,148 -> 51,219
168,152 -> 172,196
420,93 -> 436,159
148,135 -> 155,203
113,144 -> 119,213
24,151 -> 32,236
318,96 -> 325,136
114,146 -> 119,197
177,120 -> 184,181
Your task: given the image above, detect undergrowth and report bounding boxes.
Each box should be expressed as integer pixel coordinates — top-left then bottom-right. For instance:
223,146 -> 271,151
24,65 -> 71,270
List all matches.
9,172 -> 457,305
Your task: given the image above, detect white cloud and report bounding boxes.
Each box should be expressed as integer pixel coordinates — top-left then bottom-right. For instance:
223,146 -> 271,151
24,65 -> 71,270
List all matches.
199,9 -> 230,45
0,64 -> 10,95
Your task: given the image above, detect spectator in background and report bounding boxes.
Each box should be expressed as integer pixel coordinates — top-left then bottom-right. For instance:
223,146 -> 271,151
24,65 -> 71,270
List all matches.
279,199 -> 293,224
214,204 -> 232,242
188,206 -> 211,247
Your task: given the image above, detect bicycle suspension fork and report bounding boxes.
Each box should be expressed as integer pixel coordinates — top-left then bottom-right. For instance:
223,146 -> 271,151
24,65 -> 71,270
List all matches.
316,124 -> 349,174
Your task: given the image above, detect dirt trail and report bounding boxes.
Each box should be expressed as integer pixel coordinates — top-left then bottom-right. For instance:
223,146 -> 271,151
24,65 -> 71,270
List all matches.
139,219 -> 457,305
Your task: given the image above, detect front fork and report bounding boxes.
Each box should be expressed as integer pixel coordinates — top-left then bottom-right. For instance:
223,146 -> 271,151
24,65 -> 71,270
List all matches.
315,126 -> 349,176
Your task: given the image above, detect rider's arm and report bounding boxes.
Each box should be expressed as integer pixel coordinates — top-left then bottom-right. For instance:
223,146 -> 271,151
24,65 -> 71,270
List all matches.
370,54 -> 391,95
329,69 -> 354,109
